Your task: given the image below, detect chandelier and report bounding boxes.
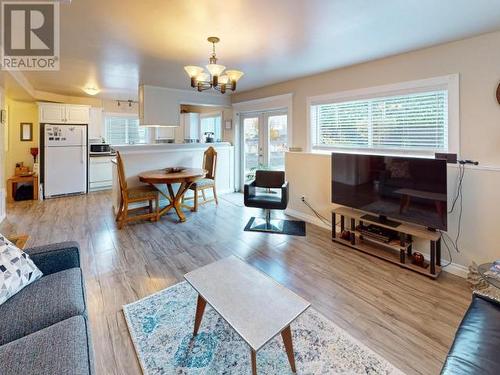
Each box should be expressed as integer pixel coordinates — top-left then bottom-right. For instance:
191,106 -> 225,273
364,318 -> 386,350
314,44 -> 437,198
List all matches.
184,37 -> 244,94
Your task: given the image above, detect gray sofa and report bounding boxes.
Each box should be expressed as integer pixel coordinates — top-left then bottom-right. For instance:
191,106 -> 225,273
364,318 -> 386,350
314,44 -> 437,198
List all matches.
0,242 -> 94,375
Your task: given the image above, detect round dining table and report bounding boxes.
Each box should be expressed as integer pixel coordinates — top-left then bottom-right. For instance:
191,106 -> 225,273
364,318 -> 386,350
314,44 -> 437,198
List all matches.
138,168 -> 206,222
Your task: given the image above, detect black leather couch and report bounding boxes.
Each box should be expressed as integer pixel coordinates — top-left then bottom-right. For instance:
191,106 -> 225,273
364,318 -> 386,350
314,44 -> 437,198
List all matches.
441,294 -> 500,375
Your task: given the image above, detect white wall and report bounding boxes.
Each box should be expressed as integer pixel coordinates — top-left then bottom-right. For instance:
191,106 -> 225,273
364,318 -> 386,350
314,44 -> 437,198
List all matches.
232,30 -> 500,275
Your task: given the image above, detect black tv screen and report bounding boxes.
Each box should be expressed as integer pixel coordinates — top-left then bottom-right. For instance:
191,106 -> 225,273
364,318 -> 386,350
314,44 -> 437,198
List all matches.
332,153 -> 447,230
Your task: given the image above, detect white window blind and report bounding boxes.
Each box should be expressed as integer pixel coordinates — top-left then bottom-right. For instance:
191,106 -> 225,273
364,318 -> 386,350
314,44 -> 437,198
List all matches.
105,116 -> 147,145
311,90 -> 448,154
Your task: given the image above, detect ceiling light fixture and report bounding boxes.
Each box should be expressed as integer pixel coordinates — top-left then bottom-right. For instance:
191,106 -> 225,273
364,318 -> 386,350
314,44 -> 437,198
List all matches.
184,37 -> 244,94
83,87 -> 99,96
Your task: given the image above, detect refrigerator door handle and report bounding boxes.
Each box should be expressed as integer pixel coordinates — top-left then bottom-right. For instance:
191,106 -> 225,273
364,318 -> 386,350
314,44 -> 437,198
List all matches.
81,128 -> 85,164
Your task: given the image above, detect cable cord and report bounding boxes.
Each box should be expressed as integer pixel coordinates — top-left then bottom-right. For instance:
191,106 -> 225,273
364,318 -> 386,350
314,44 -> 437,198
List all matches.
301,198 -> 332,226
439,162 -> 465,261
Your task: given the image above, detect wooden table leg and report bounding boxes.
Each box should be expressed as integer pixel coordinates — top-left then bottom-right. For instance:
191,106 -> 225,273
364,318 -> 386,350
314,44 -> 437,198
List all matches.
251,349 -> 257,375
6,180 -> 13,203
193,294 -> 206,336
281,325 -> 297,373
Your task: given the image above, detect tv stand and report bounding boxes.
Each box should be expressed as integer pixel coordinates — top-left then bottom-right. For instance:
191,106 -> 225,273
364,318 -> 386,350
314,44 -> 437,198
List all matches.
360,214 -> 401,228
332,206 -> 442,278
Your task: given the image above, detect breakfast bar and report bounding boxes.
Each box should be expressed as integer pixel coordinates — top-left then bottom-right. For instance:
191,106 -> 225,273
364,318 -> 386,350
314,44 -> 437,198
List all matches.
111,142 -> 234,215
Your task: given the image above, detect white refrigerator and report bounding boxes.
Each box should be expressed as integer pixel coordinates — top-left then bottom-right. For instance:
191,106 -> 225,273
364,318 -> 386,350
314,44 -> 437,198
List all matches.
44,124 -> 87,198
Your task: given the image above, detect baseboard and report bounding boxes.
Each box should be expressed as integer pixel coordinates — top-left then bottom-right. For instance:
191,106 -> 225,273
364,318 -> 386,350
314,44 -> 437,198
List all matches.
285,208 -> 330,230
285,207 -> 467,278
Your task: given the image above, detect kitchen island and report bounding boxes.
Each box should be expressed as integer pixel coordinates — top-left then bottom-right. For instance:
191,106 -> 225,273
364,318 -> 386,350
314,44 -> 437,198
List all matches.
111,142 -> 234,214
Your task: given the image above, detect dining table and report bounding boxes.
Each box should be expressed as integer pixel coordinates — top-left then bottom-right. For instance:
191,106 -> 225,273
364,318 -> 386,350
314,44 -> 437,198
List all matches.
138,168 -> 206,222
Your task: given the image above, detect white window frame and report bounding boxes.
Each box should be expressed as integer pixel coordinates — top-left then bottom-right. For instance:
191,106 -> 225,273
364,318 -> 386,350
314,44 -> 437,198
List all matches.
307,74 -> 460,157
104,112 -> 148,145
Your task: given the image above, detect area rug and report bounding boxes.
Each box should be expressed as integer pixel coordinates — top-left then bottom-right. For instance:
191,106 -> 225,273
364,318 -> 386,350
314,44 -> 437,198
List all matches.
123,281 -> 404,375
244,217 -> 306,236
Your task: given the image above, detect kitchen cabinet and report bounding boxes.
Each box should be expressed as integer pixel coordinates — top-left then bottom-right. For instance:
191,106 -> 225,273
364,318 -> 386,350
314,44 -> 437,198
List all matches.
39,103 -> 90,124
89,156 -> 113,191
182,112 -> 200,141
89,107 -> 104,139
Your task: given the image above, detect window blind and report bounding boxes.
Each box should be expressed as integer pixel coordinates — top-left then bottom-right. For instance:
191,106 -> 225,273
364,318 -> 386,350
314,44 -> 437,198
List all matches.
105,117 -> 147,145
311,90 -> 448,153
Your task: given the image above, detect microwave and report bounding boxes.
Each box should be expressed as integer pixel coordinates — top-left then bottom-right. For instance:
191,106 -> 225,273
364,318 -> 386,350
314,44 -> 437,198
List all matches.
89,143 -> 113,155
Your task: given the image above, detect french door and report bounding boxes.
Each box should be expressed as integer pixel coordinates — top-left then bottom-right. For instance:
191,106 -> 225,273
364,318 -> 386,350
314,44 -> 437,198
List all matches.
241,110 -> 288,185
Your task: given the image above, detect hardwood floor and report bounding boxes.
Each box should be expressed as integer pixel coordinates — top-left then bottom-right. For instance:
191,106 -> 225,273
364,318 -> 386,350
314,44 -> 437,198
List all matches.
1,191 -> 471,375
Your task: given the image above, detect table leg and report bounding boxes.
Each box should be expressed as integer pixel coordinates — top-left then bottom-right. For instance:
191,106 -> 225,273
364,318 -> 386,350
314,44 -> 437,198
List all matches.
172,182 -> 192,222
193,294 -> 206,336
251,349 -> 257,375
281,325 -> 297,373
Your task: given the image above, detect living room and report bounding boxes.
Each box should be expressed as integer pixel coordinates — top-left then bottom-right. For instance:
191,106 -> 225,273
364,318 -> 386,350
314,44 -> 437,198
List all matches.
0,1 -> 499,375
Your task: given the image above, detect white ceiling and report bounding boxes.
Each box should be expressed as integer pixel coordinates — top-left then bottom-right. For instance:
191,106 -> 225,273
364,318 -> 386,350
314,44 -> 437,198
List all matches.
20,0 -> 500,100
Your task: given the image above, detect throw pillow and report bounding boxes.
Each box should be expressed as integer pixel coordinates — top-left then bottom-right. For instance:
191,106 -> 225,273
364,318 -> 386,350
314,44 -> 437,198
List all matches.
0,235 -> 43,305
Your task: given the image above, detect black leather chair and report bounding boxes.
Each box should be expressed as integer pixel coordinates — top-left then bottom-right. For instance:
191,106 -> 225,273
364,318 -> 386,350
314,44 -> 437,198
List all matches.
244,170 -> 289,233
441,294 -> 500,375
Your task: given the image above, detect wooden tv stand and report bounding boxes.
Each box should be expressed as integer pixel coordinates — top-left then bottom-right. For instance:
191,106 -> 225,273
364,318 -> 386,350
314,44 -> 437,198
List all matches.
331,206 -> 442,279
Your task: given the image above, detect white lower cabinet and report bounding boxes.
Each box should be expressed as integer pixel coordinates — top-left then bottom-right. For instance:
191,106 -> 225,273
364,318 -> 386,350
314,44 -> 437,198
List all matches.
89,156 -> 113,191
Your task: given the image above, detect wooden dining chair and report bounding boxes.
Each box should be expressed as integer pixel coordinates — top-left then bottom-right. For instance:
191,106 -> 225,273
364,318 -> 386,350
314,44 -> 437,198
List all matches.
183,146 -> 218,212
115,151 -> 160,229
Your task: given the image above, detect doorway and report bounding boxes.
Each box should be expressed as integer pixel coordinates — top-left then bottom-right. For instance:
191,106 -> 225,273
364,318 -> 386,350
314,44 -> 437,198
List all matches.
240,110 -> 288,185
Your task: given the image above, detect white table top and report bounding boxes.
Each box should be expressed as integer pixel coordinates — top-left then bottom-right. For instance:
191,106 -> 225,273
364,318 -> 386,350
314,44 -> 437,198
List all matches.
184,256 -> 311,351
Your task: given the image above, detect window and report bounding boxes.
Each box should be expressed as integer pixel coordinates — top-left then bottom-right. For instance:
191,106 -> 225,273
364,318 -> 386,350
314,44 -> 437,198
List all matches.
309,75 -> 459,156
200,113 -> 222,141
105,116 -> 148,145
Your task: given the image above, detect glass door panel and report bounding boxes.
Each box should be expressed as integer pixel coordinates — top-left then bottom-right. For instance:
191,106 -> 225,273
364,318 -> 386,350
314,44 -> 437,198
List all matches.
267,114 -> 288,171
242,116 -> 260,182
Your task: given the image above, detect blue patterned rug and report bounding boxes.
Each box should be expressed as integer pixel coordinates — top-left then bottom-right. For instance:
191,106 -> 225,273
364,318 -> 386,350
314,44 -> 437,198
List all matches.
123,281 -> 404,375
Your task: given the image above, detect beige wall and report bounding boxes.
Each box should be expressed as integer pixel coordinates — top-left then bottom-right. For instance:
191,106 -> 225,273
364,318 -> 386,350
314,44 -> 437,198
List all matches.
5,98 -> 38,180
233,30 -> 500,274
233,31 -> 500,165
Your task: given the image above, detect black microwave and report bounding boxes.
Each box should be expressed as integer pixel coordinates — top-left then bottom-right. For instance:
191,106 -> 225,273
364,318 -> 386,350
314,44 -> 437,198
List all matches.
89,143 -> 112,154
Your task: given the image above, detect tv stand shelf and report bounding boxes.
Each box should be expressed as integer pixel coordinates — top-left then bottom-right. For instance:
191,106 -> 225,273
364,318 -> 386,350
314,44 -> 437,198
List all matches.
332,207 -> 442,279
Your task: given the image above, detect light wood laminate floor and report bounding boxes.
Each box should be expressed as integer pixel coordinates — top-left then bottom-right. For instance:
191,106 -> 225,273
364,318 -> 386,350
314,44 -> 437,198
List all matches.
1,192 -> 471,375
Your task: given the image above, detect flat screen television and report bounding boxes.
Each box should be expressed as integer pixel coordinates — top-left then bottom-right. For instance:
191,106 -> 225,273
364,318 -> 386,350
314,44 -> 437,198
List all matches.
331,153 -> 447,230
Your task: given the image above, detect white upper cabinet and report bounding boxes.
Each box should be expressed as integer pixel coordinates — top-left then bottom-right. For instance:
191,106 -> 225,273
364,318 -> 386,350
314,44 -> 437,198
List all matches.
39,103 -> 90,124
88,107 -> 104,139
66,105 -> 90,124
39,103 -> 66,123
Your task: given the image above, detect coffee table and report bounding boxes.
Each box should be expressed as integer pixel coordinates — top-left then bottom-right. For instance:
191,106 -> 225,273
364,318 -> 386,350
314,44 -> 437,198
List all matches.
184,256 -> 310,374
478,262 -> 500,289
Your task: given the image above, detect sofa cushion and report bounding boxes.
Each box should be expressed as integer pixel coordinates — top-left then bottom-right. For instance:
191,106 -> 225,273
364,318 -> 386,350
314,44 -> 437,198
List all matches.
0,315 -> 93,375
0,234 -> 43,306
0,267 -> 86,346
441,295 -> 500,375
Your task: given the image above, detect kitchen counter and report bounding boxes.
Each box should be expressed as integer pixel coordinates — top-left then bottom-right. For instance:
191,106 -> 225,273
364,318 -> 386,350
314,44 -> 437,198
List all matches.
111,142 -> 234,213
112,142 -> 231,154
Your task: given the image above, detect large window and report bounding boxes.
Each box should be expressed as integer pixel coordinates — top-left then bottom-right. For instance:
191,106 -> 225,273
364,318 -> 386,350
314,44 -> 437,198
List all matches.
105,116 -> 148,145
309,75 -> 459,156
200,113 -> 222,141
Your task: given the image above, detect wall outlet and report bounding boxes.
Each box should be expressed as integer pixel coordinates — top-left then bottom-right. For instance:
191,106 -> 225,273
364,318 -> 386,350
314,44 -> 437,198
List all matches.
301,195 -> 306,202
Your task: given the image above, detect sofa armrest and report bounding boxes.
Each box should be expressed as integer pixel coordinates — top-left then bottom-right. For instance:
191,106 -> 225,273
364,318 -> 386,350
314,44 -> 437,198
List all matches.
24,241 -> 80,276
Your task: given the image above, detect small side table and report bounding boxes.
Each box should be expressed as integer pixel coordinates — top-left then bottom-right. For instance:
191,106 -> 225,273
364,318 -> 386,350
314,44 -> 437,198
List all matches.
7,174 -> 38,203
478,263 -> 500,289
7,234 -> 30,250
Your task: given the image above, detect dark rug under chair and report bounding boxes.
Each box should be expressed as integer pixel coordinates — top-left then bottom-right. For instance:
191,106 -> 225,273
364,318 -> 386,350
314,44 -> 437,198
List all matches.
244,217 -> 306,236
